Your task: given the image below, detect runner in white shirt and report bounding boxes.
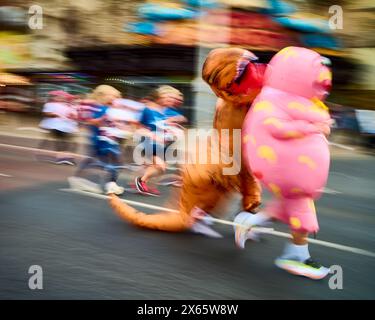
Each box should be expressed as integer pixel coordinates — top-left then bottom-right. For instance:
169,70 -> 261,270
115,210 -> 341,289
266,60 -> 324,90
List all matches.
99,98 -> 145,162
38,91 -> 78,165
101,99 -> 144,141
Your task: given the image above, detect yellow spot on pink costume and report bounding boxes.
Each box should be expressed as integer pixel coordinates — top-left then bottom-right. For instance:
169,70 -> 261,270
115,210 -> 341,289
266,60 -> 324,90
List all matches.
298,155 -> 317,169
291,187 -> 303,194
257,145 -> 277,164
284,130 -> 304,138
249,135 -> 256,145
253,101 -> 274,113
243,134 -> 249,144
269,183 -> 282,198
311,97 -> 329,113
278,47 -> 299,61
242,134 -> 256,146
290,217 -> 302,229
263,117 -> 284,128
318,70 -> 332,82
288,102 -> 306,112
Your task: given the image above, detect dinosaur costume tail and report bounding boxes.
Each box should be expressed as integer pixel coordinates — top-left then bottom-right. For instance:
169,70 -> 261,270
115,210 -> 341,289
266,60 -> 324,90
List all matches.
109,194 -> 194,232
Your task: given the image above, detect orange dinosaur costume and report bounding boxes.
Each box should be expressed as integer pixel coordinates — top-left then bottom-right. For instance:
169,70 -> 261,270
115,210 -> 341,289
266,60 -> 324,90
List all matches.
109,47 -> 265,232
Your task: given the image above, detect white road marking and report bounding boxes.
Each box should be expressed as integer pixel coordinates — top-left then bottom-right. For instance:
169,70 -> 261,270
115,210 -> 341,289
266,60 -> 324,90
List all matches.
60,188 -> 179,213
17,127 -> 48,133
196,215 -> 273,232
0,143 -> 86,159
329,142 -> 356,151
0,173 -> 12,177
60,188 -> 375,259
0,143 -> 172,173
320,187 -> 342,194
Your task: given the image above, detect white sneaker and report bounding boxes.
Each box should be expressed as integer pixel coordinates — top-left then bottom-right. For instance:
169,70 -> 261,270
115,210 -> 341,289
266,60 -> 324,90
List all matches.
233,211 -> 272,249
56,159 -> 75,166
190,207 -> 214,225
233,211 -> 255,249
190,221 -> 223,238
189,207 -> 222,238
105,182 -> 125,195
246,230 -> 261,242
275,258 -> 330,280
68,176 -> 103,194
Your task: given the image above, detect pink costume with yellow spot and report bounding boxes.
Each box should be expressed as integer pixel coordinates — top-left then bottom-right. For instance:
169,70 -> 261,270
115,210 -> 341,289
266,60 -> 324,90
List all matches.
243,47 -> 333,233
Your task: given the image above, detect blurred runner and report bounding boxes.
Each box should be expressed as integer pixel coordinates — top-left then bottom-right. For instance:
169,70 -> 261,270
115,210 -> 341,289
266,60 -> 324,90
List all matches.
355,109 -> 375,149
68,85 -> 125,195
38,90 -> 78,165
134,85 -> 187,196
111,97 -> 146,161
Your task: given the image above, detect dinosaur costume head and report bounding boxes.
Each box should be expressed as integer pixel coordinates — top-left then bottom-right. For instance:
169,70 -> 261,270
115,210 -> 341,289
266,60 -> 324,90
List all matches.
202,47 -> 266,104
264,46 -> 332,101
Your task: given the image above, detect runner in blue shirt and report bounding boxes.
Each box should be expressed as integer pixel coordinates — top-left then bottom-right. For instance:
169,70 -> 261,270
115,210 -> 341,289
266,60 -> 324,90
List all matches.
135,86 -> 186,196
69,85 -> 125,195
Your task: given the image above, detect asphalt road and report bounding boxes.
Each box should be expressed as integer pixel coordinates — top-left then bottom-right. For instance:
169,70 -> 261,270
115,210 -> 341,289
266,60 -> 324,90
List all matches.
0,144 -> 374,299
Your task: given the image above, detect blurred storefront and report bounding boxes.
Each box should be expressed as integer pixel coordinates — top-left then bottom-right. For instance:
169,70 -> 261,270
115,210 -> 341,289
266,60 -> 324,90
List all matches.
127,0 -> 364,124
0,72 -> 33,114
0,0 -> 374,125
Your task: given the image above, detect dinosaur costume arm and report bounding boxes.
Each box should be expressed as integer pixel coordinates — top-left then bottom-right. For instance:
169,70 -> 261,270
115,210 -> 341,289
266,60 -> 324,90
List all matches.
240,168 -> 261,212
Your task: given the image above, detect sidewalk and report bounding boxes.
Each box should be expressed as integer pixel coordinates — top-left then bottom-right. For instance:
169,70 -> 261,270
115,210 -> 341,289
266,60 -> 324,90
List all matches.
0,111 -> 371,159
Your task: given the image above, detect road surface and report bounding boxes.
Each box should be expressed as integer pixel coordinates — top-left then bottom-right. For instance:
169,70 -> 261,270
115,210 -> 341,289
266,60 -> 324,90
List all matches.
0,143 -> 374,299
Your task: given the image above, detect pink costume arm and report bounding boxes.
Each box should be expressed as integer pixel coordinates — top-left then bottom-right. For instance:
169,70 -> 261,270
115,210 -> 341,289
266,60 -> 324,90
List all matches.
263,116 -> 320,140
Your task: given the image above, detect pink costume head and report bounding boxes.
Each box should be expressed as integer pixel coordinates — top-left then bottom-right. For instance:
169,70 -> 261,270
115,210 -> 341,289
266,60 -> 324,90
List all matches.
264,46 -> 332,101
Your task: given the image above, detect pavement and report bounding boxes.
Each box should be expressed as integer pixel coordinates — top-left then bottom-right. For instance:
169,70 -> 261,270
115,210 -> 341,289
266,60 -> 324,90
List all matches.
0,112 -> 375,299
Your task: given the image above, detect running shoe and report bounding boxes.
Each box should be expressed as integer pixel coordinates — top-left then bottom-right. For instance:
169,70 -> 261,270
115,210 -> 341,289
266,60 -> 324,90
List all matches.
56,158 -> 76,165
105,182 -> 125,195
68,176 -> 103,194
189,207 -> 223,238
135,176 -> 160,196
233,211 -> 272,248
190,221 -> 223,238
275,257 -> 330,280
233,211 -> 255,249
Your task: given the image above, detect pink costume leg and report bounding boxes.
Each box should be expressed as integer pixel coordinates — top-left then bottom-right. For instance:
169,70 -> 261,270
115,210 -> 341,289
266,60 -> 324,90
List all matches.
265,198 -> 288,224
283,197 -> 319,234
